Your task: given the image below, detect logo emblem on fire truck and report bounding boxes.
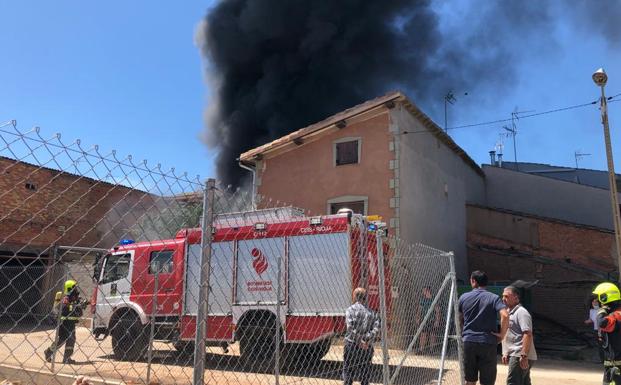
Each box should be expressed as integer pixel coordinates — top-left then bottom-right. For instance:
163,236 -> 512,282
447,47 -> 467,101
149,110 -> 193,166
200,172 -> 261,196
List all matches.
251,248 -> 268,275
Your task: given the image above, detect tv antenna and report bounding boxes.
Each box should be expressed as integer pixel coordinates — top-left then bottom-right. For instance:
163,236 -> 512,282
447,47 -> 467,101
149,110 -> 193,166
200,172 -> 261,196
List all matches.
574,150 -> 591,169
503,108 -> 535,170
495,133 -> 505,154
444,90 -> 468,133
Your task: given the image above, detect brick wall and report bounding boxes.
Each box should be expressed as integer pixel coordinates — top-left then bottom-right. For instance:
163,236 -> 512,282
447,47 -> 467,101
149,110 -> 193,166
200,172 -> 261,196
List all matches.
0,157 -> 160,319
467,204 -> 616,334
0,157 -> 154,255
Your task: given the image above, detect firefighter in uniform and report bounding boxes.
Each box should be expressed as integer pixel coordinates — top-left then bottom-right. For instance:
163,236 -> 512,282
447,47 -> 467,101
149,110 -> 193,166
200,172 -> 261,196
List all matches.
44,280 -> 84,364
594,282 -> 621,385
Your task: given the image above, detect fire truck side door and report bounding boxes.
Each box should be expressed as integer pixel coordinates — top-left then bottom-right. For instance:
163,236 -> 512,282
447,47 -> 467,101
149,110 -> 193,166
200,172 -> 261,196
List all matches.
130,242 -> 184,316
184,242 -> 234,315
147,243 -> 185,315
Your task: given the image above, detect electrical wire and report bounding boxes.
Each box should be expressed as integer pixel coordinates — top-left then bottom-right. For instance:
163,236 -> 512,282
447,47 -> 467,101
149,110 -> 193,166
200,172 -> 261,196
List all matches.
402,93 -> 621,134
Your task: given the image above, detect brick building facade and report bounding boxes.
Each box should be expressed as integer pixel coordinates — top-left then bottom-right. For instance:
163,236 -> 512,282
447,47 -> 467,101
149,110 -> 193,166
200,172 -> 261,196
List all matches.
467,204 -> 616,337
0,156 -> 154,320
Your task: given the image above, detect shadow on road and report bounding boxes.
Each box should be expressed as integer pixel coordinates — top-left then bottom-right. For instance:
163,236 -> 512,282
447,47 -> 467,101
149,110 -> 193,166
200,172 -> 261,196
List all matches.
0,317 -> 55,333
101,349 -> 442,385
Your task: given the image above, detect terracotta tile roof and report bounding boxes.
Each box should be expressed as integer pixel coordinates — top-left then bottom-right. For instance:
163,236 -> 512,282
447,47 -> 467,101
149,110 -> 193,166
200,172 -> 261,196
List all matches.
239,91 -> 483,176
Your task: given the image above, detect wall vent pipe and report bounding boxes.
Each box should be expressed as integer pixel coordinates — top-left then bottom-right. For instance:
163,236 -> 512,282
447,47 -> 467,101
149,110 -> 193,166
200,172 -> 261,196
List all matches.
489,150 -> 496,166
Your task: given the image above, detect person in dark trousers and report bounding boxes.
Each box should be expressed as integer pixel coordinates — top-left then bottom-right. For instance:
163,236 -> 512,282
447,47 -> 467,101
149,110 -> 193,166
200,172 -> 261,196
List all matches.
501,286 -> 537,385
459,271 -> 509,385
44,279 -> 84,364
593,282 -> 621,385
343,287 -> 380,385
417,285 -> 442,354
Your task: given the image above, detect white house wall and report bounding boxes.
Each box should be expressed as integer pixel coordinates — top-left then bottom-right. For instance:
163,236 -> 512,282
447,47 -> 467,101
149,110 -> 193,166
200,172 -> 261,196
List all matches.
392,105 -> 485,277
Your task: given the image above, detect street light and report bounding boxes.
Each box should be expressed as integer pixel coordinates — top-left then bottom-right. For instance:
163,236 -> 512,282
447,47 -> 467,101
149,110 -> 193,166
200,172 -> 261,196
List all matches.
593,67 -> 621,280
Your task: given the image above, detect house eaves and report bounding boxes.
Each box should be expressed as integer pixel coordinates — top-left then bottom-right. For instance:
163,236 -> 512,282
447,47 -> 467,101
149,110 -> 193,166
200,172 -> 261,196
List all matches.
239,91 -> 483,177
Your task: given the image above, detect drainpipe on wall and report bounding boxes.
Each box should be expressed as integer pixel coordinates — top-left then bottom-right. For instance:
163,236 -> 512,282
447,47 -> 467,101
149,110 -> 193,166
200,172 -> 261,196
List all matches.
238,160 -> 256,209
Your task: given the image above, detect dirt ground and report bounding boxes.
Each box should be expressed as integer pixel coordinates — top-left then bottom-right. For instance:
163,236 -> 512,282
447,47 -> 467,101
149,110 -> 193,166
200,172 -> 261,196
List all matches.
496,358 -> 600,385
0,325 -> 603,385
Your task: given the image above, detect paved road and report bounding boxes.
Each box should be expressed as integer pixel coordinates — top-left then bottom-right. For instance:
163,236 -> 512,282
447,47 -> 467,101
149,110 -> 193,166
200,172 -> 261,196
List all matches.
0,325 -> 602,385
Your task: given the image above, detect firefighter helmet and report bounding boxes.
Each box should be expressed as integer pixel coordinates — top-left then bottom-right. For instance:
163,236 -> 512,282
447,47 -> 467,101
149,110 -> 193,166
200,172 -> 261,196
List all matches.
593,282 -> 621,305
64,279 -> 78,295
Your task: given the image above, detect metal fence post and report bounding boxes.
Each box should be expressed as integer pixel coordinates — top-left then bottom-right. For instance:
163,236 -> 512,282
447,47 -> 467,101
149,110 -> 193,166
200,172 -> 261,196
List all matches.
50,266 -> 68,372
193,179 -> 216,385
449,253 -> 465,385
376,232 -> 390,385
147,262 -> 159,385
274,249 -> 282,384
437,254 -> 456,385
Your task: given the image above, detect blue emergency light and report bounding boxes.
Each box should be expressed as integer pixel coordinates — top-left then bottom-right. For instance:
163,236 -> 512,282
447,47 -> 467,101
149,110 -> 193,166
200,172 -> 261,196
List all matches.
119,239 -> 135,245
368,223 -> 378,231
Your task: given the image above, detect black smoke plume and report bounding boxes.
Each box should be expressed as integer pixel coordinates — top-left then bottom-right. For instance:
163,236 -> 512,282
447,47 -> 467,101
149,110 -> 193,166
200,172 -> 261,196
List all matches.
197,0 -> 613,186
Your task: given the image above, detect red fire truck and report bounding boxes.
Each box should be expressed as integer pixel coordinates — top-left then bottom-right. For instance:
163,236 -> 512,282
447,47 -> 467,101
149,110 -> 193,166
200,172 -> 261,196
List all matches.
91,208 -> 390,363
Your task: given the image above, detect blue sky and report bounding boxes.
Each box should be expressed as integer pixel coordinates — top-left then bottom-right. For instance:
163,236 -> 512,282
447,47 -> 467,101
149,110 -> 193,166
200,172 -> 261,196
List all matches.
1,1 -> 215,180
1,1 -> 621,183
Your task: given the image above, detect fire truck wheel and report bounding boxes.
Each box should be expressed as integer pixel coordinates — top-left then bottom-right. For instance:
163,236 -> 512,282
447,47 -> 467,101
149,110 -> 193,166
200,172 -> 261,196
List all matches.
110,311 -> 148,361
309,339 -> 331,360
173,341 -> 195,356
283,339 -> 331,368
239,325 -> 278,370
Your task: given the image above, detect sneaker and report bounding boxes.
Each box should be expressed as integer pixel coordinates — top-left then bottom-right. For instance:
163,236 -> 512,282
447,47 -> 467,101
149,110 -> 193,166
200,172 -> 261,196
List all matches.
44,349 -> 52,363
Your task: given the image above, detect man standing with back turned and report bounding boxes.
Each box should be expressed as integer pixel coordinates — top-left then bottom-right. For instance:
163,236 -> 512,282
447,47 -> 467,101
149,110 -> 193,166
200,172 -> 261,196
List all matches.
343,287 -> 380,385
459,271 -> 509,385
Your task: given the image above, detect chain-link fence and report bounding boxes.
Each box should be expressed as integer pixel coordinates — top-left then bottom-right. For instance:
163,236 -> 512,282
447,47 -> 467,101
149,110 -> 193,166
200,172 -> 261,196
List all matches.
0,120 -> 463,385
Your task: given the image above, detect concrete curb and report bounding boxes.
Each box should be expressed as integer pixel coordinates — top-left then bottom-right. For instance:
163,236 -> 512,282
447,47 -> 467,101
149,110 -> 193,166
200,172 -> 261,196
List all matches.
0,364 -> 124,385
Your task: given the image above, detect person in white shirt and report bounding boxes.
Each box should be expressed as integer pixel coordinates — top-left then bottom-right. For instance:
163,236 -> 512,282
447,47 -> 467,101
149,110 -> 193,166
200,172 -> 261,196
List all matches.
585,297 -> 604,362
586,298 -> 600,329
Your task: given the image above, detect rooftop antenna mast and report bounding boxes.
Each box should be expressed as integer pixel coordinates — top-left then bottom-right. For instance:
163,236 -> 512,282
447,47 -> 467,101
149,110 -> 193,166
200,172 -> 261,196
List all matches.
494,133 -> 505,166
444,90 -> 468,133
444,91 -> 456,133
503,107 -> 534,171
574,150 -> 591,169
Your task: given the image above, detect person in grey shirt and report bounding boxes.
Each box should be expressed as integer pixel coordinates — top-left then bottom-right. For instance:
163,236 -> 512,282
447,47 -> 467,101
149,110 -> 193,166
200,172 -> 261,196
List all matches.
501,286 -> 537,385
343,287 -> 380,385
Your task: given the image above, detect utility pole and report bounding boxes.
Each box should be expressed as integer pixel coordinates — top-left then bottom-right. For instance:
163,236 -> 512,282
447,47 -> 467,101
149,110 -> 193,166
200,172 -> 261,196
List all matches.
502,124 -> 517,170
592,68 -> 621,279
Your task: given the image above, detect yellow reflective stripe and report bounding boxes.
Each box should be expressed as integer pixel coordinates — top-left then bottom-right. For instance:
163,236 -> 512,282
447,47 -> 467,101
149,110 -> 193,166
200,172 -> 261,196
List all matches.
604,360 -> 621,366
60,317 -> 80,321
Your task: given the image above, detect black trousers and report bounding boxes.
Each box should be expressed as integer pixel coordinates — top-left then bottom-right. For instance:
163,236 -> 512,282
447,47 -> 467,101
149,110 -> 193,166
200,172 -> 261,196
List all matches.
463,342 -> 497,385
343,341 -> 373,385
507,356 -> 533,385
46,322 -> 76,361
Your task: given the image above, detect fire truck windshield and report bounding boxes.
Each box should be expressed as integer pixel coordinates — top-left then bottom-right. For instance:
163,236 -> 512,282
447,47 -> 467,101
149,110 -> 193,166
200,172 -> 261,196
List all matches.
100,253 -> 131,285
